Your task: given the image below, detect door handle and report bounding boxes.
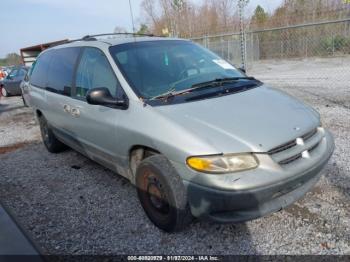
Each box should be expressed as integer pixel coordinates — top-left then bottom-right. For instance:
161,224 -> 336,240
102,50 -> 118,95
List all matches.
63,104 -> 71,113
71,107 -> 80,117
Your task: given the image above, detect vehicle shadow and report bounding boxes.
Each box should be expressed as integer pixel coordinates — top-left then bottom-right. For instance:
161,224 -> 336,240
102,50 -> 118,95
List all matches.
0,102 -> 10,109
0,105 -> 24,115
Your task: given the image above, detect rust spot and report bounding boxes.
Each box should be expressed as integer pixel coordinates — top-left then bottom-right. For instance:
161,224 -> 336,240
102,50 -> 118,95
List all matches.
0,142 -> 30,154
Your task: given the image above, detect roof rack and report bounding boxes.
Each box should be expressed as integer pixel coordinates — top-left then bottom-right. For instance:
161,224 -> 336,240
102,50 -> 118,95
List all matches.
81,32 -> 157,39
51,32 -> 163,47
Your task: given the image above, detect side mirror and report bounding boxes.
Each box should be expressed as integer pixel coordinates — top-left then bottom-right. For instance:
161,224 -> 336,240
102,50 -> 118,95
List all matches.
86,87 -> 128,109
239,67 -> 246,74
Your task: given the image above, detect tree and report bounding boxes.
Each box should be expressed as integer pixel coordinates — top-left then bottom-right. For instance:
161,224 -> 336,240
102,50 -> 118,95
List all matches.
114,26 -> 128,33
136,24 -> 150,34
3,53 -> 22,66
251,5 -> 268,29
216,0 -> 237,32
141,0 -> 158,25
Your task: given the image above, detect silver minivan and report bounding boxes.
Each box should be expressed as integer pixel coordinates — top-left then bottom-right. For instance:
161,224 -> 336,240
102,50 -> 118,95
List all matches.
28,34 -> 334,232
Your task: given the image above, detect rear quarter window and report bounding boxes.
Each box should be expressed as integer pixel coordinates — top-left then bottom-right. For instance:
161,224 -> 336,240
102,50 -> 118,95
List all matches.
30,51 -> 52,88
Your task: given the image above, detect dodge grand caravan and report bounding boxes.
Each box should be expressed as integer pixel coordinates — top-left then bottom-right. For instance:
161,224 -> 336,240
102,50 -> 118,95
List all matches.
28,34 -> 334,232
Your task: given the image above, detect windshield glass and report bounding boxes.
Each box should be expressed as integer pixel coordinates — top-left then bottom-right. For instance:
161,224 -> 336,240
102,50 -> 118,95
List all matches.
109,40 -> 245,99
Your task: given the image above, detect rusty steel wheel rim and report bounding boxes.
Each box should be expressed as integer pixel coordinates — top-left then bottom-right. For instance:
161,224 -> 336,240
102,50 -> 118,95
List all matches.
142,170 -> 170,215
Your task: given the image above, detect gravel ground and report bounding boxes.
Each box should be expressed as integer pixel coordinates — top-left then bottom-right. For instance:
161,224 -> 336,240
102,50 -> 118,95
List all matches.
0,97 -> 40,148
251,56 -> 350,108
0,73 -> 349,255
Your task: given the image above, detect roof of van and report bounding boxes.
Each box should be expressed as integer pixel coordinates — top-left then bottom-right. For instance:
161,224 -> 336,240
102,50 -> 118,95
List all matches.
52,36 -> 189,49
104,36 -> 185,45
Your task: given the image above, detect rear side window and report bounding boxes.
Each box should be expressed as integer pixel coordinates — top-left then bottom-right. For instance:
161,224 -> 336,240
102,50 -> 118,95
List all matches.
47,47 -> 80,96
18,69 -> 27,77
75,47 -> 119,98
30,51 -> 52,88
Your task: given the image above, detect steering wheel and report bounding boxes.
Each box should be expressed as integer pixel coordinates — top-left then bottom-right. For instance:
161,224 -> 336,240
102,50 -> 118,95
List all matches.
178,65 -> 200,80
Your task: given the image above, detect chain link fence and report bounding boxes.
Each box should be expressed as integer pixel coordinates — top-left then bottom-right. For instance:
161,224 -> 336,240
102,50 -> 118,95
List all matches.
191,19 -> 350,94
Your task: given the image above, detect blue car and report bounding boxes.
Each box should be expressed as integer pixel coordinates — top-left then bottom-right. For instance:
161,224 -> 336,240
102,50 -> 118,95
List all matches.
1,66 -> 29,97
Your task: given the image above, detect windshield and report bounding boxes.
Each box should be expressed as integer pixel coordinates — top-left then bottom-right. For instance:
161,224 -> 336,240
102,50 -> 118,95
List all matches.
109,40 -> 246,99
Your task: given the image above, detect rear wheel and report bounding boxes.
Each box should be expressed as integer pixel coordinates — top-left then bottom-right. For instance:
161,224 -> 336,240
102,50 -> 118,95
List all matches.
38,115 -> 67,153
1,87 -> 8,97
136,155 -> 192,232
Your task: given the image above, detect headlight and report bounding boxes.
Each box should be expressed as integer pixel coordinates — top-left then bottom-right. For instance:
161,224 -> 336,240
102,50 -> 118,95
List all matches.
186,153 -> 258,174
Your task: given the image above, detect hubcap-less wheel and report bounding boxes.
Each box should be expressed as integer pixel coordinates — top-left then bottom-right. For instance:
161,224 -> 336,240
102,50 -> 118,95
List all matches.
136,155 -> 192,232
147,175 -> 170,214
40,119 -> 50,145
140,170 -> 171,222
38,116 -> 67,153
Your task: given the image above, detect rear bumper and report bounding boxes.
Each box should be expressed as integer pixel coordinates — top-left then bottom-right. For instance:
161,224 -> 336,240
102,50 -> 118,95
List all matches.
183,133 -> 334,223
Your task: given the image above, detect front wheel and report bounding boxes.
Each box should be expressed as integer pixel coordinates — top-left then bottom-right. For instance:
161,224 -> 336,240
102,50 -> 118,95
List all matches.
136,155 -> 192,232
38,115 -> 67,153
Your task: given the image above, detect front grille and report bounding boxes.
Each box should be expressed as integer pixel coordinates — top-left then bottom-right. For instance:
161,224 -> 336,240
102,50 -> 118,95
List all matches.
302,128 -> 318,141
308,141 -> 320,153
278,153 -> 302,165
268,128 -> 322,166
268,140 -> 296,155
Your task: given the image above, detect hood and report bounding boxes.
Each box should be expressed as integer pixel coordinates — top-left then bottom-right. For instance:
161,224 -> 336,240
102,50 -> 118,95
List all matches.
154,85 -> 320,153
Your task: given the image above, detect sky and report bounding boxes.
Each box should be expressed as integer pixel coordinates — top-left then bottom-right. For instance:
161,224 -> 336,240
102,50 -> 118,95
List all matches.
0,0 -> 282,58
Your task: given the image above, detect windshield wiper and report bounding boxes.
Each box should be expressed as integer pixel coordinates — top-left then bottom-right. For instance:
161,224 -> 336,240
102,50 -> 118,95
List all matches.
191,77 -> 257,89
150,88 -> 177,101
150,77 -> 258,101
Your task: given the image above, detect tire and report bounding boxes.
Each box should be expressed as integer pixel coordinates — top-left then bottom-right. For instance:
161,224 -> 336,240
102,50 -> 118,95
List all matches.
1,87 -> 8,97
38,115 -> 67,153
136,155 -> 192,232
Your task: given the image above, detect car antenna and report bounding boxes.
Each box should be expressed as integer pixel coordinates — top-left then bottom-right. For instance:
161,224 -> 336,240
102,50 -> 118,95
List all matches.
129,0 -> 136,37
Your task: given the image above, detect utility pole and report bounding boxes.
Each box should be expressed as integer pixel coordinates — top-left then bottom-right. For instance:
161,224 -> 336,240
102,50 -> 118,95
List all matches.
238,0 -> 248,70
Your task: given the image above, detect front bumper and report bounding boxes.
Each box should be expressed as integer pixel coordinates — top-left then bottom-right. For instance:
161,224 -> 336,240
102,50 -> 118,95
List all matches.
181,130 -> 334,223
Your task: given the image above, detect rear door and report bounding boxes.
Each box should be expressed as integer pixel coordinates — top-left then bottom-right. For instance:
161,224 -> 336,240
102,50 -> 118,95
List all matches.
67,47 -> 125,171
44,47 -> 81,137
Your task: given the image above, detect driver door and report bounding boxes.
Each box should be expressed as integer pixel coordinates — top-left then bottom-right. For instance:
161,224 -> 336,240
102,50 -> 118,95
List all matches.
4,69 -> 18,92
